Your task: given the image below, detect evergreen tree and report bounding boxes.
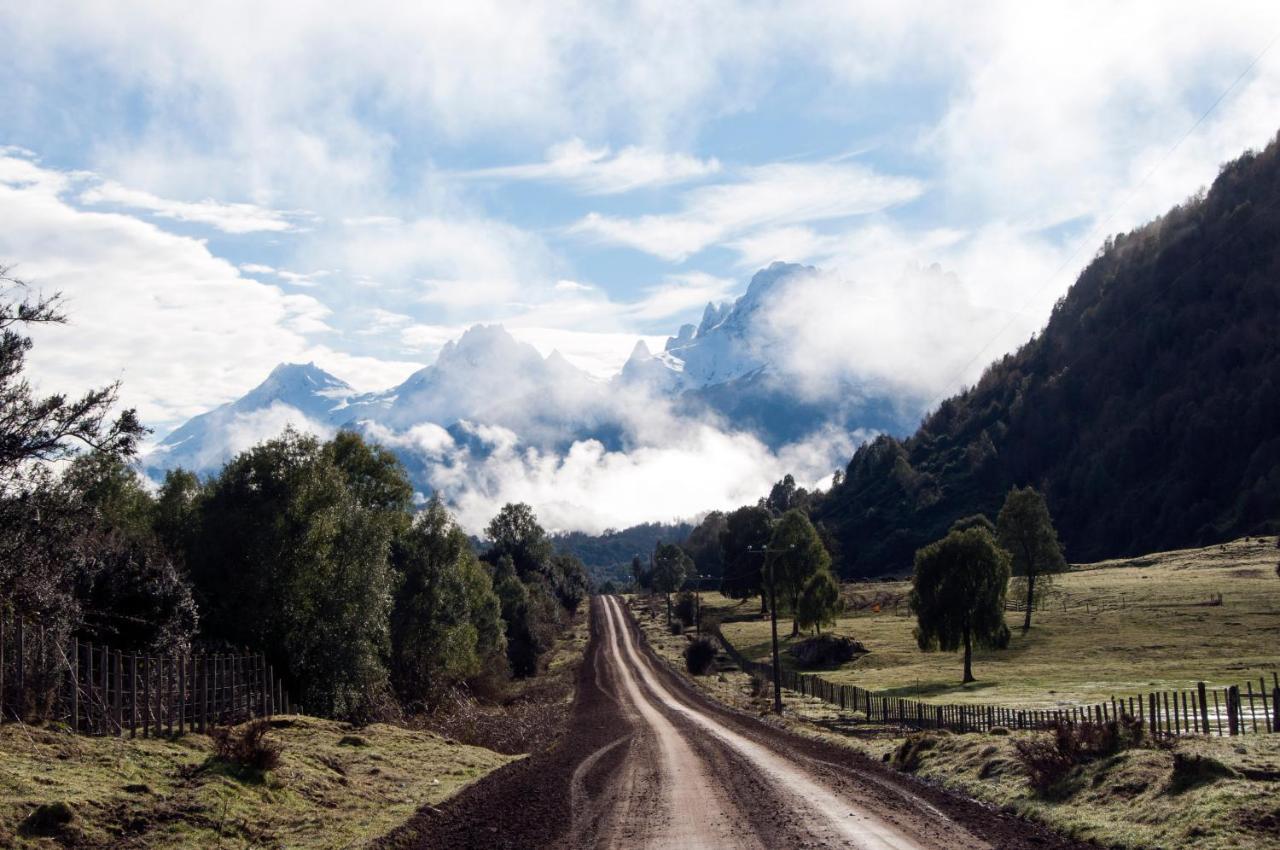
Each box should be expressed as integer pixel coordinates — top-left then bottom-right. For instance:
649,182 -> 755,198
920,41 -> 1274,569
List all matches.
766,509 -> 830,636
651,542 -> 690,626
719,505 -> 772,610
795,569 -> 841,635
390,497 -> 505,709
910,527 -> 1011,684
996,486 -> 1066,630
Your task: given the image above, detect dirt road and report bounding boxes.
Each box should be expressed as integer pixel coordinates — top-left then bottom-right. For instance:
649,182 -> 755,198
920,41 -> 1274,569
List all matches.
380,596 -> 1089,849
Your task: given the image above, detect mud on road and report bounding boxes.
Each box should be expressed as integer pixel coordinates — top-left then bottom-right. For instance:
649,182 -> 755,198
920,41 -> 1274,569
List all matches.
377,596 -> 1093,850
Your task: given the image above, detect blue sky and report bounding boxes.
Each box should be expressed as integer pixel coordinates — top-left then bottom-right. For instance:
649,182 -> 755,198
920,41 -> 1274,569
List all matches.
3,2 -> 1280,437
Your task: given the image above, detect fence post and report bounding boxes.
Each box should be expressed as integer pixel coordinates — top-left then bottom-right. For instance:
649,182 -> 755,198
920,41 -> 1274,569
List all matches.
1227,686 -> 1240,736
201,655 -> 210,733
113,650 -> 122,736
99,645 -> 108,735
141,656 -> 150,738
1197,682 -> 1209,735
0,611 -> 5,721
129,654 -> 137,737
1272,687 -> 1279,733
15,617 -> 24,721
267,665 -> 275,717
178,655 -> 186,735
69,640 -> 79,733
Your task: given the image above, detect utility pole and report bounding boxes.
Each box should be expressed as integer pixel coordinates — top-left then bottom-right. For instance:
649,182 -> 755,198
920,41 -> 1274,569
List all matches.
749,544 -> 794,714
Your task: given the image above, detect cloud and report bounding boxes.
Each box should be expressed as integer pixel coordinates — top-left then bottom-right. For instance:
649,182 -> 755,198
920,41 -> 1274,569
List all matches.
461,138 -> 721,194
195,402 -> 335,471
381,408 -> 860,535
0,152 -> 417,432
79,180 -> 300,233
571,162 -> 925,260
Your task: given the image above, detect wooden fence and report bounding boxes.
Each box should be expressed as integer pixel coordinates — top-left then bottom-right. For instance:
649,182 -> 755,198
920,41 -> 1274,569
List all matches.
0,607 -> 295,736
713,627 -> 1280,737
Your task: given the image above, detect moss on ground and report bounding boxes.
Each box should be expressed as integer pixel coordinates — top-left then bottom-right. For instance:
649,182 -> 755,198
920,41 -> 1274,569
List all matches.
0,715 -> 517,849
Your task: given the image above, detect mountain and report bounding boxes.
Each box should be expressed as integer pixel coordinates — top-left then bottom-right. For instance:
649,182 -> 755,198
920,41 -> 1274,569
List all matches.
812,132 -> 1280,577
143,362 -> 382,476
619,261 -> 919,446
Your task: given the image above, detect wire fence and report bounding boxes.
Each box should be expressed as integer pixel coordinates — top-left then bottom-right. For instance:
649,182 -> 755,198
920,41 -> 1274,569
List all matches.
1,604 -> 295,736
712,625 -> 1280,737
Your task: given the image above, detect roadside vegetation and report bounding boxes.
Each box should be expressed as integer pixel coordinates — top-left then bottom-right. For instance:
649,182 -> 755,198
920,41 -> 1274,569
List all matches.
0,715 -> 516,848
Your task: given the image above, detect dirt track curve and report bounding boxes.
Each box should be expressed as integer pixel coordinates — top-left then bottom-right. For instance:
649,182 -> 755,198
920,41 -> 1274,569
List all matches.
379,596 -> 1093,849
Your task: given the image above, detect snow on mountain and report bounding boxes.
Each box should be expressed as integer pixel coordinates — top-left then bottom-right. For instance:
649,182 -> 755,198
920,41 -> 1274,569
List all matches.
143,362 -> 381,477
143,263 -> 920,495
618,261 -> 813,394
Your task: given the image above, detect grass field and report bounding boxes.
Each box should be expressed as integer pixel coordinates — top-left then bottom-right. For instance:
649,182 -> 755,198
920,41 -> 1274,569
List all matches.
716,536 -> 1280,709
0,715 -> 517,849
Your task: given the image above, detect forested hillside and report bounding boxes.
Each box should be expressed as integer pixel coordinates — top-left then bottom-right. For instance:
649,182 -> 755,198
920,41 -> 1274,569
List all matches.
814,132 -> 1280,576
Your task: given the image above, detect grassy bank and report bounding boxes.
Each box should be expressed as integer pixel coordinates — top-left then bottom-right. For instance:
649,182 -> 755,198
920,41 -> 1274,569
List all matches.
0,715 -> 516,849
718,536 -> 1280,707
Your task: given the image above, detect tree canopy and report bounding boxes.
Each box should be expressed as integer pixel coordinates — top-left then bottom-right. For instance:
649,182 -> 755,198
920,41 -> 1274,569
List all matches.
996,485 -> 1066,630
766,509 -> 831,636
910,527 -> 1011,683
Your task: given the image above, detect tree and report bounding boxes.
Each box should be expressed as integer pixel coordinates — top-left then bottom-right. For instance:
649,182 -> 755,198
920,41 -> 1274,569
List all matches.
485,502 -> 554,582
766,509 -> 830,636
651,542 -> 690,626
795,570 -> 842,635
950,514 -> 995,535
550,552 -> 589,614
390,497 -> 506,709
0,272 -> 144,498
719,505 -> 772,610
492,555 -> 559,677
910,527 -> 1011,684
683,511 -> 727,578
996,486 -> 1066,630
189,429 -> 400,718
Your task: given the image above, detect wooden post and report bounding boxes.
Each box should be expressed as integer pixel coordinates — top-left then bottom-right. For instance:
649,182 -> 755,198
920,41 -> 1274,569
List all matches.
0,612 -> 6,721
165,657 -> 174,736
129,654 -> 137,737
177,655 -> 186,735
276,677 -> 283,716
99,645 -> 108,735
154,656 -> 164,738
1246,682 -> 1258,734
1164,692 -> 1174,735
69,640 -> 79,733
201,655 -> 210,733
141,656 -> 150,738
1197,682 -> 1209,735
113,650 -> 123,736
1227,686 -> 1239,736
15,617 -> 24,722
1272,686 -> 1280,734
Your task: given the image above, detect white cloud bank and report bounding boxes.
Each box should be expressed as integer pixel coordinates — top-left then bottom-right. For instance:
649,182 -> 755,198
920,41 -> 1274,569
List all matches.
461,138 -> 721,194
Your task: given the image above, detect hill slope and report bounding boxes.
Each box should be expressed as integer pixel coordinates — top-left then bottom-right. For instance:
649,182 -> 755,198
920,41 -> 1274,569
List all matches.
816,132 -> 1280,576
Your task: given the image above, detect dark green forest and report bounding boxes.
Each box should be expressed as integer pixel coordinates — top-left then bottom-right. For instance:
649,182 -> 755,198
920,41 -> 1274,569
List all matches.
809,132 -> 1280,576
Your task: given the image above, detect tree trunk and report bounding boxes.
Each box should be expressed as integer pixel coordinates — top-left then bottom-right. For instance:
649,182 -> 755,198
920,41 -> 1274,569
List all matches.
1022,572 -> 1036,631
962,627 -> 975,684
665,593 -> 671,627
760,594 -> 767,615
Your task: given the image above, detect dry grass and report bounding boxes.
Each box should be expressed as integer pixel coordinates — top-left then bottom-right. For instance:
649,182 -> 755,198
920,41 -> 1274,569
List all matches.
0,715 -> 516,848
719,536 -> 1280,708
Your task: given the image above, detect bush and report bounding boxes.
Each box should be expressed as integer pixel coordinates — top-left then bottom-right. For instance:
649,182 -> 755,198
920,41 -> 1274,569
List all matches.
891,733 -> 939,772
211,720 -> 282,772
1013,719 -> 1132,795
787,634 -> 868,668
19,802 -> 75,837
673,592 -> 697,626
684,638 -> 717,675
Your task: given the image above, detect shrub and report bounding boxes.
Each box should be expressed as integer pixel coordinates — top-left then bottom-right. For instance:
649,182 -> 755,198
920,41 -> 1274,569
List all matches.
892,733 -> 939,772
684,638 -> 716,675
787,634 -> 868,668
19,802 -> 75,837
211,720 -> 282,772
989,726 -> 1010,736
673,592 -> 697,626
1013,719 -> 1132,795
